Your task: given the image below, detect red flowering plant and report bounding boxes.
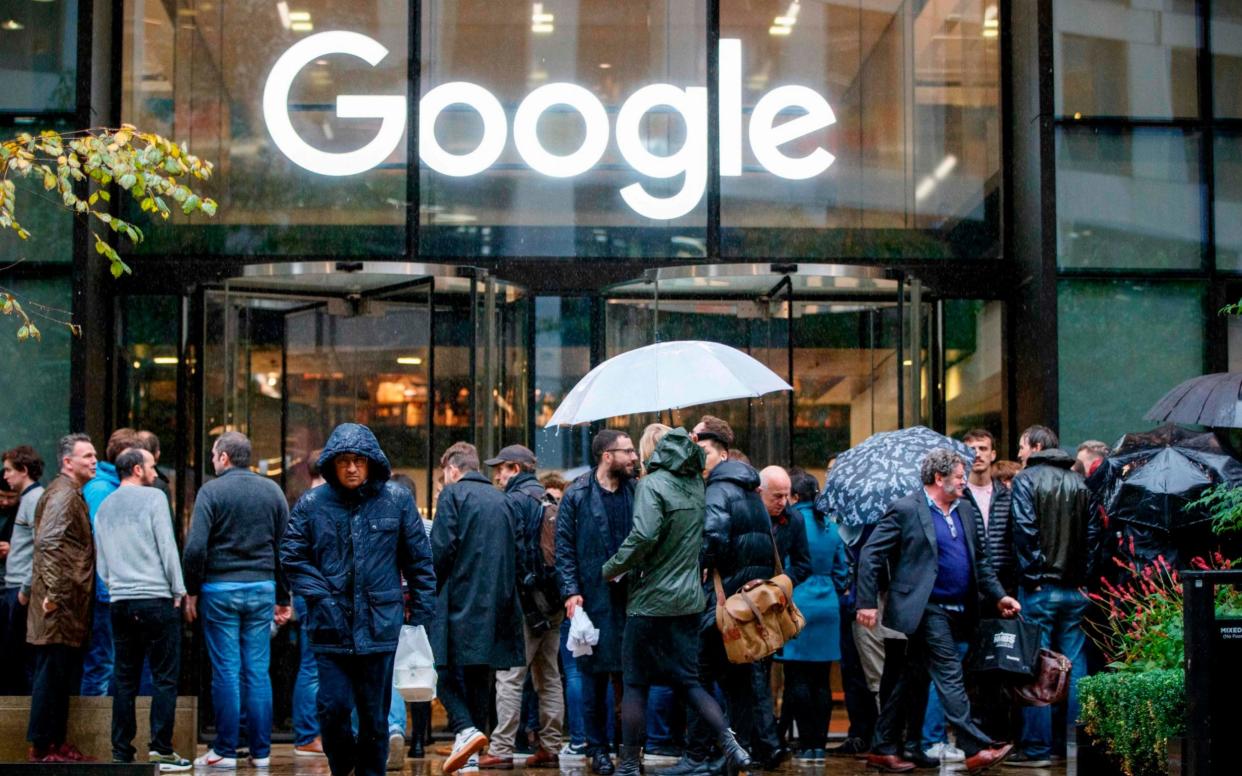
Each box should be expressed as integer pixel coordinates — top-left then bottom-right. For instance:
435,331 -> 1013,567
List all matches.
1086,538 -> 1242,672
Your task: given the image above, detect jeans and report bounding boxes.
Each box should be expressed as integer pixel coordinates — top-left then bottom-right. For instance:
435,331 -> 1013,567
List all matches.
201,585 -> 275,758
0,587 -> 33,694
292,596 -> 321,745
581,670 -> 624,755
439,665 -> 493,734
1019,585 -> 1089,759
318,652 -> 396,776
28,643 -> 85,749
646,685 -> 679,746
111,598 -> 181,761
559,618 -> 586,746
80,599 -> 114,696
920,640 -> 970,749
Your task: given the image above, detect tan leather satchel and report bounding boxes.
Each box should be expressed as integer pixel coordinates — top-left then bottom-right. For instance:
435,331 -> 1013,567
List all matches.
713,536 -> 806,664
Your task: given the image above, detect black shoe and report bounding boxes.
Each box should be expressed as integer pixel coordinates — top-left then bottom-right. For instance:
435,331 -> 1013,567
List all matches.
645,745 -> 683,759
902,750 -> 939,770
757,746 -> 790,770
409,738 -> 425,759
827,737 -> 869,757
592,752 -> 616,775
718,729 -> 752,776
657,755 -> 714,776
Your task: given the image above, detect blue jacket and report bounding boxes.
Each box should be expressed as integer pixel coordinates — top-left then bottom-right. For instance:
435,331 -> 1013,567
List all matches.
281,424 -> 436,656
83,461 -> 121,602
778,502 -> 849,662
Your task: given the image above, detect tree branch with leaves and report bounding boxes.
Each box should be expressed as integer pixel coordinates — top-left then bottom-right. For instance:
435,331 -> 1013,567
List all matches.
1,125 -> 218,340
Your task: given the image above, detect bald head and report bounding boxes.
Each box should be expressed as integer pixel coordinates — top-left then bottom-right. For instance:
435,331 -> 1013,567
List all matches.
758,465 -> 792,518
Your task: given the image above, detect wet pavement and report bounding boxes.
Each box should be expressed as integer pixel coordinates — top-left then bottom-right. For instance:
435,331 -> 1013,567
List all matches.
225,745 -> 1072,776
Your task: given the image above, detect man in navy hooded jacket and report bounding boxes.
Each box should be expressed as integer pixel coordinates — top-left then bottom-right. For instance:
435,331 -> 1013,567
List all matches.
282,424 -> 436,776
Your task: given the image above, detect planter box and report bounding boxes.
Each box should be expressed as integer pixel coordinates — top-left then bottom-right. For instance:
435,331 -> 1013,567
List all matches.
0,695 -> 196,762
1076,725 -> 1128,776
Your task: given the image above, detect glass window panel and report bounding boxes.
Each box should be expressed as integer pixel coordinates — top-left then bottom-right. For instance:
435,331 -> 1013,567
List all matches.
1058,279 -> 1205,449
0,0 -> 79,112
1216,132 -> 1242,270
121,1 -> 407,256
720,0 -> 1001,259
420,0 -> 706,258
1056,126 -> 1202,270
533,296 -> 592,471
0,275 -> 72,468
1055,0 -> 1199,119
944,300 -> 1004,448
1214,0 -> 1242,118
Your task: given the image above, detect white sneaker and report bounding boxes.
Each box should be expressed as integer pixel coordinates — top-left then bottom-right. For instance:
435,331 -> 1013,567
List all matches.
940,744 -> 965,763
193,749 -> 237,768
559,743 -> 588,761
461,754 -> 480,772
387,733 -> 406,770
248,755 -> 271,767
444,728 -> 488,773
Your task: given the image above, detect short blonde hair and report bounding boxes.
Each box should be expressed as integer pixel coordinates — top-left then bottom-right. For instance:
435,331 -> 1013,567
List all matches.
638,423 -> 672,472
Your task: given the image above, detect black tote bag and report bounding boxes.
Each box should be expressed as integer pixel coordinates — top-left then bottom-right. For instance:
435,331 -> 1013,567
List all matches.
968,617 -> 1041,679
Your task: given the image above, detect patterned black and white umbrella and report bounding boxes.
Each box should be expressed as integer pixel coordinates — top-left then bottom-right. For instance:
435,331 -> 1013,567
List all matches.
815,426 -> 975,528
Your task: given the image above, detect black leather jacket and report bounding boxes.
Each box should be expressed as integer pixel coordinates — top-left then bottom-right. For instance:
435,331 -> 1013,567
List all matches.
702,461 -> 776,604
1011,449 -> 1100,589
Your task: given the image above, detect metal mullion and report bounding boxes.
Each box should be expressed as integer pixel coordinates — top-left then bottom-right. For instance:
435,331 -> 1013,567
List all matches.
706,0 -> 721,258
407,0 -> 421,260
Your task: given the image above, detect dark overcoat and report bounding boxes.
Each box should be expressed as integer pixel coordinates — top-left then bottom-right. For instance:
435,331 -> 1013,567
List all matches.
430,470 -> 524,669
555,471 -> 635,673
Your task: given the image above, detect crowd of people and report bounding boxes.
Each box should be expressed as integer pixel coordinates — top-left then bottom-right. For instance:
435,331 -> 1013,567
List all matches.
0,417 -> 1119,775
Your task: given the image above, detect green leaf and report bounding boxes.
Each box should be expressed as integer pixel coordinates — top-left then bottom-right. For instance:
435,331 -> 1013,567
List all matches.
118,173 -> 137,190
201,199 -> 217,217
181,194 -> 200,214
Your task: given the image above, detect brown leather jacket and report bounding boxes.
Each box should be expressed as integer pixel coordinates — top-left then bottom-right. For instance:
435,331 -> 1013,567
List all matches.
27,474 -> 95,647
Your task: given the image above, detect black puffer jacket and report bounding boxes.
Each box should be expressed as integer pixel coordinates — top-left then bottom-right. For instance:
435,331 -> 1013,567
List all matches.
1011,449 -> 1099,589
963,479 -> 1016,594
702,461 -> 776,608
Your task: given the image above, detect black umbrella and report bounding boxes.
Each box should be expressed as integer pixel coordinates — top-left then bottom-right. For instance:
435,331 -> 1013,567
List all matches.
1087,424 -> 1242,535
1145,371 -> 1242,428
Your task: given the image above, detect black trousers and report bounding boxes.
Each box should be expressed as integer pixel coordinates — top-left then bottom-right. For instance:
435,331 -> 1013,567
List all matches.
581,670 -> 623,755
438,664 -> 492,735
28,642 -> 85,749
837,607 -> 876,743
317,651 -> 396,776
0,587 -> 33,694
685,622 -> 778,760
780,661 -> 833,749
111,598 -> 181,761
873,605 -> 991,757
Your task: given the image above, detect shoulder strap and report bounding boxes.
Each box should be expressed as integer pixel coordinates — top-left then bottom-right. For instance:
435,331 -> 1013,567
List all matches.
770,527 -> 785,576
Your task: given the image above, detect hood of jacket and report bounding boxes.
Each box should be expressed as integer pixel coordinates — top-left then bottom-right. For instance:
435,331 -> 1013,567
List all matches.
504,470 -> 542,497
317,423 -> 392,497
706,458 -> 760,490
1026,448 -> 1075,470
647,428 -> 705,478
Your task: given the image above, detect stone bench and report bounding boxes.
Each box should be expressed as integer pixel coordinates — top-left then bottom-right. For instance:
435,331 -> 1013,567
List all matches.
0,696 -> 196,764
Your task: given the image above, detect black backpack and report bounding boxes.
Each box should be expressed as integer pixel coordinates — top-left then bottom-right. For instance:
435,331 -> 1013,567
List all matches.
513,481 -> 562,631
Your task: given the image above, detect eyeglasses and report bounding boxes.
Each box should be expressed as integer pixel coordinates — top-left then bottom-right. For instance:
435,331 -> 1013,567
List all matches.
605,447 -> 637,456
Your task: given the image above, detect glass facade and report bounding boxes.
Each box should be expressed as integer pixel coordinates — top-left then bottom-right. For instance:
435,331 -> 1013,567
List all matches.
0,0 -> 79,113
1057,279 -> 1205,448
118,0 -> 1001,261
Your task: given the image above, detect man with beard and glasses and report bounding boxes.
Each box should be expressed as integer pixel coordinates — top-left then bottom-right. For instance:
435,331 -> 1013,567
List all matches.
856,448 -> 1020,774
556,429 -> 639,776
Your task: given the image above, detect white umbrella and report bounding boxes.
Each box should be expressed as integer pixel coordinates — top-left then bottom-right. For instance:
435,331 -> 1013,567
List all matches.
546,340 -> 793,427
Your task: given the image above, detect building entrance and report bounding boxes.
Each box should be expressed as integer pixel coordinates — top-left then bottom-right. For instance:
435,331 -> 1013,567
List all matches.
602,264 -> 941,482
199,261 -> 529,516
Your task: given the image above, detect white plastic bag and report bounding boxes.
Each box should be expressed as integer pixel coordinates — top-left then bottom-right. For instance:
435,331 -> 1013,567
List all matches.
393,624 -> 437,702
566,608 -> 600,658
